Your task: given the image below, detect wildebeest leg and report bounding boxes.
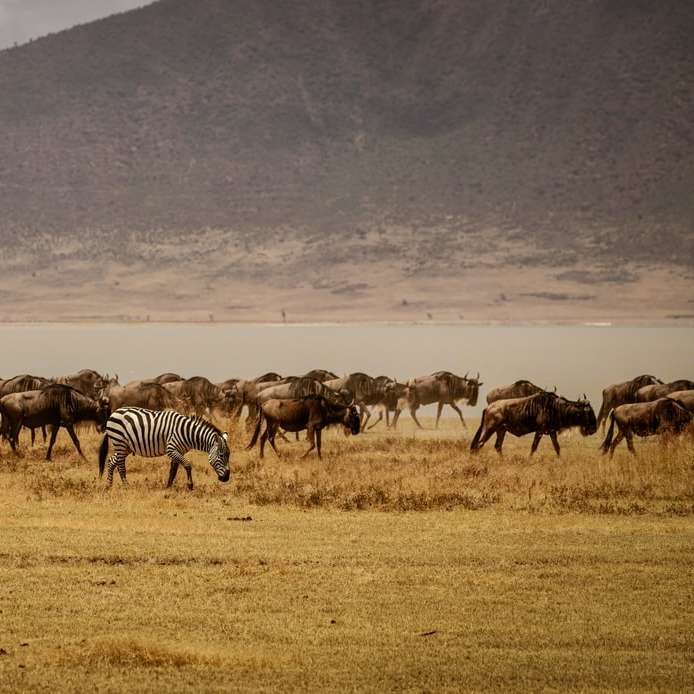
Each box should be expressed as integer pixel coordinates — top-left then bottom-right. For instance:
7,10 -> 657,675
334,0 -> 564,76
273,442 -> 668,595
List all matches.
449,402 -> 466,429
473,424 -> 498,452
41,425 -> 47,443
315,428 -> 323,459
361,407 -> 371,431
64,423 -> 86,460
268,423 -> 281,459
549,432 -> 561,457
302,426 -> 317,458
608,431 -> 624,459
166,459 -> 180,487
529,432 -> 543,456
259,429 -> 268,459
391,408 -> 401,429
494,429 -> 507,455
30,428 -> 35,446
625,431 -> 636,456
409,405 -> 424,429
46,425 -> 61,461
435,402 -> 444,429
367,411 -> 384,430
385,409 -> 391,427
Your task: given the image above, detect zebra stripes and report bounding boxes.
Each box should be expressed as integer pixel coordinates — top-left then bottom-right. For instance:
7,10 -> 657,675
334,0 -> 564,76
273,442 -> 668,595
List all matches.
99,407 -> 230,489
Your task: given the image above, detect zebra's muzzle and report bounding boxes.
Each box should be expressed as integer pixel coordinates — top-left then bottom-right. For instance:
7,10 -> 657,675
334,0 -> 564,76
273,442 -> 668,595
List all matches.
218,470 -> 231,483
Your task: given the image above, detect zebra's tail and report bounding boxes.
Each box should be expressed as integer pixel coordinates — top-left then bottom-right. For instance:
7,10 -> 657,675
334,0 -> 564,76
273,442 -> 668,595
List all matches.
98,434 -> 109,477
246,410 -> 264,450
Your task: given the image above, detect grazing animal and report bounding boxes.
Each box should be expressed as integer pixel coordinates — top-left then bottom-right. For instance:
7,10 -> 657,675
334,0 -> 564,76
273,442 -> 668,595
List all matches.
596,375 -> 661,431
361,376 -> 404,430
486,380 -> 545,404
246,396 -> 360,459
636,380 -> 694,403
470,392 -> 597,457
302,369 -> 339,382
98,407 -> 230,488
233,373 -> 284,420
55,369 -> 113,399
152,373 -> 184,385
101,381 -> 184,411
394,371 -> 482,429
666,390 -> 694,413
0,374 -> 54,444
601,398 -> 692,457
179,376 -> 232,418
0,384 -> 110,459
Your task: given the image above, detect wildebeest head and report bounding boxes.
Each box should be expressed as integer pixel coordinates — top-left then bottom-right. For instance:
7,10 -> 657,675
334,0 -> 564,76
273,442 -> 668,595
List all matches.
343,404 -> 361,435
564,395 -> 597,436
208,431 -> 231,482
464,372 -> 483,407
97,396 -> 111,431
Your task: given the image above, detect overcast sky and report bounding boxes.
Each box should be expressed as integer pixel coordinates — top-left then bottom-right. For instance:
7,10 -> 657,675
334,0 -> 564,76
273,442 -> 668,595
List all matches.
0,0 -> 150,50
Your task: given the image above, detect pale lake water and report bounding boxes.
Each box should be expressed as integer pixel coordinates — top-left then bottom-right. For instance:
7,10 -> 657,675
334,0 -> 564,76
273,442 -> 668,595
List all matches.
1,323 -> 691,417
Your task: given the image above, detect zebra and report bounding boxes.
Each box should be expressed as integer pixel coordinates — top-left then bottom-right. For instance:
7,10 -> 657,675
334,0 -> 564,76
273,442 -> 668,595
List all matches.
98,407 -> 231,489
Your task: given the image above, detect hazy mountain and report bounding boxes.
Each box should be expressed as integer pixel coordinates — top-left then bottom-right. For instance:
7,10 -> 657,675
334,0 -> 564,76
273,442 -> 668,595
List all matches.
0,0 -> 692,322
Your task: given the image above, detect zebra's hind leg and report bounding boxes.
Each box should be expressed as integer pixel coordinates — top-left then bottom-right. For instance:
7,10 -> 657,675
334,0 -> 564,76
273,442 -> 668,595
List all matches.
107,453 -> 127,487
166,459 -> 180,488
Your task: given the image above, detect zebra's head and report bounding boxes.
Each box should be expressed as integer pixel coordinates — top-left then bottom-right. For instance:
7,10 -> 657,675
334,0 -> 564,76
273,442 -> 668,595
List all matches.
209,431 -> 231,482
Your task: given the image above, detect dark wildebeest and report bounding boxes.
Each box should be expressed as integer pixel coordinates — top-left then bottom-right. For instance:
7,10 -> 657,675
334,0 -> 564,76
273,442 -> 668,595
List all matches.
486,380 -> 545,405
322,373 -> 376,425
302,369 -> 339,382
181,377 -> 233,418
636,380 -> 694,403
246,396 -> 360,459
601,398 -> 692,457
152,373 -> 184,385
55,369 -> 113,399
359,376 -> 404,430
667,390 -> 694,413
0,384 -> 110,459
0,374 -> 54,445
470,392 -> 597,457
101,381 -> 184,411
394,371 -> 482,429
233,373 -> 284,421
596,375 -> 662,431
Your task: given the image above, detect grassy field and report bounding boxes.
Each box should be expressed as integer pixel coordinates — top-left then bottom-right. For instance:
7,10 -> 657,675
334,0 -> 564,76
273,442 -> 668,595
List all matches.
1,418 -> 693,691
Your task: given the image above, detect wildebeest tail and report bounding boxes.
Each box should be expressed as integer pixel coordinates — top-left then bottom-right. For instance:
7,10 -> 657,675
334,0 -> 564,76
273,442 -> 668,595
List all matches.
98,434 -> 109,477
596,396 -> 609,429
246,410 -> 265,449
600,412 -> 616,453
470,411 -> 486,451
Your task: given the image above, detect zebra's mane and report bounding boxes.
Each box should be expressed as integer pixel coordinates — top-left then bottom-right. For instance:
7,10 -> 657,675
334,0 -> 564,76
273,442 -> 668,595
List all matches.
187,415 -> 223,436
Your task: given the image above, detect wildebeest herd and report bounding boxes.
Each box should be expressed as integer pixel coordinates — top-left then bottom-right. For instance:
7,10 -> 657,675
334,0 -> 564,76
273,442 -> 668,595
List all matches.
0,369 -> 692,489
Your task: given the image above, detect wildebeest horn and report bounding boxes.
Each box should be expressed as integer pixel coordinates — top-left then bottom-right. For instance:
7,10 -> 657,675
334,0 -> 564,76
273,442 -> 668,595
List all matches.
464,371 -> 469,378
476,372 -> 480,381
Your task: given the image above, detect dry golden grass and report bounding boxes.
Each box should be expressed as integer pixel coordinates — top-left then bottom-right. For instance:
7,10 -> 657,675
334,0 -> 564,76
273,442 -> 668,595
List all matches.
0,418 -> 693,691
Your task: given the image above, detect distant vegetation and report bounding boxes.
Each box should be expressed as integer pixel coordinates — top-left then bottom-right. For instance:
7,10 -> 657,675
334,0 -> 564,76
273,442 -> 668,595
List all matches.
0,0 -> 692,273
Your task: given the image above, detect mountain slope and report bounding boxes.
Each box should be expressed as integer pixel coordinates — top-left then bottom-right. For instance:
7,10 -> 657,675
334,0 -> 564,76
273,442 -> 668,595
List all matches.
0,0 -> 692,321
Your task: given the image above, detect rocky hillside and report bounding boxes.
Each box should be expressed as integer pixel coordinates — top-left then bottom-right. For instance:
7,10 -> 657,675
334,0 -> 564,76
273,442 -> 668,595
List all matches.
0,0 -> 692,321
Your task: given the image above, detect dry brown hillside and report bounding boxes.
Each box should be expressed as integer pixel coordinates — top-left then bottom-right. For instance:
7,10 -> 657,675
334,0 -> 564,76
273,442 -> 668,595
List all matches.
0,0 -> 692,322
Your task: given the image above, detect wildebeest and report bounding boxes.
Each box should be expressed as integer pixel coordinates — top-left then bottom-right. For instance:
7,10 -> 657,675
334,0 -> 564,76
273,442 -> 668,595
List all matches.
596,375 -> 662,431
246,396 -> 360,459
233,372 -> 284,421
256,377 -> 349,406
302,369 -> 339,382
101,381 -> 184,411
152,373 -> 183,385
360,376 -> 404,430
0,374 -> 52,397
667,390 -> 694,413
55,369 -> 114,399
600,398 -> 692,457
394,371 -> 482,429
470,392 -> 597,457
160,377 -> 231,418
636,380 -> 694,403
0,384 -> 110,459
486,380 -> 545,404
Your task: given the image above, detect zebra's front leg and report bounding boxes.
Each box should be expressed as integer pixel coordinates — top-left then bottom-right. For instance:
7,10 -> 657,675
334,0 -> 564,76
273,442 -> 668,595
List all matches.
167,448 -> 193,490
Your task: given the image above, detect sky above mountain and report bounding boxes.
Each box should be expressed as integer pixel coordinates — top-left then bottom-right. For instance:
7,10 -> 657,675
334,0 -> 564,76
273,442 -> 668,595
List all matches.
0,0 -> 148,49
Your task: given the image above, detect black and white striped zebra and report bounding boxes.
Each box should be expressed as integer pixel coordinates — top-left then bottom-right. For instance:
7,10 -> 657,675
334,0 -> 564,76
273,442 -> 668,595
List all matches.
98,407 -> 230,489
